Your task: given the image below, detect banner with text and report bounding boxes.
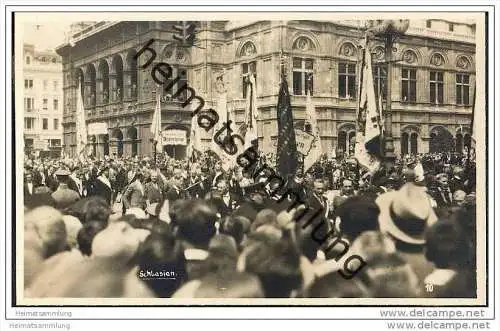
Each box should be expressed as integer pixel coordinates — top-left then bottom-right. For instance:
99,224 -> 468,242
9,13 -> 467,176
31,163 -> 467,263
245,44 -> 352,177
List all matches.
87,122 -> 108,135
162,129 -> 187,146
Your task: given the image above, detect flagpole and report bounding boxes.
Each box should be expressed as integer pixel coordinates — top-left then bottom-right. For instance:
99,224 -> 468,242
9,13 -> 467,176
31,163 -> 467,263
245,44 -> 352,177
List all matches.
467,84 -> 476,166
366,20 -> 409,173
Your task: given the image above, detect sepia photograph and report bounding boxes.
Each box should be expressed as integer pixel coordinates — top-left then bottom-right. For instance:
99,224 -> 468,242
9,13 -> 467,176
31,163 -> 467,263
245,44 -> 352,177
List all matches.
10,8 -> 489,309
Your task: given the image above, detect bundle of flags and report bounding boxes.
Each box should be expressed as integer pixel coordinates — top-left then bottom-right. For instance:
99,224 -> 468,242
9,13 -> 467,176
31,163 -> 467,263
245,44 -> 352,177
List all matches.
75,81 -> 88,162
187,99 -> 202,163
211,80 -> 239,171
150,85 -> 163,155
354,40 -> 382,174
304,86 -> 322,172
276,73 -> 299,177
239,73 -> 259,150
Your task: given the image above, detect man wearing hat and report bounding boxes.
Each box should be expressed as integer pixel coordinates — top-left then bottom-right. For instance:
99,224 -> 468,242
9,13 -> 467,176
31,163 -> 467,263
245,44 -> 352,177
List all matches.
24,172 -> 35,207
92,166 -> 114,205
232,182 -> 268,222
430,173 -> 453,206
376,182 -> 438,283
144,170 -> 164,206
165,168 -> 185,203
205,177 -> 239,218
51,169 -> 81,210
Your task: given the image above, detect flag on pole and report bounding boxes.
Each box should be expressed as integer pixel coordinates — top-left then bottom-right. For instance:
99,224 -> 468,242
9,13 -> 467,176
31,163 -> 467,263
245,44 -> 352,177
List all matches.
276,75 -> 298,177
304,86 -> 322,172
75,81 -> 88,160
187,101 -> 201,161
242,73 -> 259,149
471,85 -> 479,149
211,84 -> 238,170
354,42 -> 382,174
378,90 -> 384,135
151,86 -> 163,153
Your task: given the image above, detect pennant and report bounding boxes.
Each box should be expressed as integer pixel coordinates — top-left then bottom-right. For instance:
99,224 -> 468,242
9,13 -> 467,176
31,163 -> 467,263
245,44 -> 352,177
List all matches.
276,75 -> 299,177
75,81 -> 88,161
354,43 -> 381,174
304,87 -> 322,171
151,86 -> 163,153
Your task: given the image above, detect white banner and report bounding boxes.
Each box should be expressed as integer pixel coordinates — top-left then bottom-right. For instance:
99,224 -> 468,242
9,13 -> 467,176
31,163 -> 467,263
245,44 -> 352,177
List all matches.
87,122 -> 108,135
162,129 -> 187,146
294,129 -> 315,155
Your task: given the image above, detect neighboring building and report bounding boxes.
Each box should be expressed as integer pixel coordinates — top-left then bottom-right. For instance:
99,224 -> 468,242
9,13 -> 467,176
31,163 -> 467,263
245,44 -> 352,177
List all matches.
23,44 -> 63,158
55,20 -> 475,159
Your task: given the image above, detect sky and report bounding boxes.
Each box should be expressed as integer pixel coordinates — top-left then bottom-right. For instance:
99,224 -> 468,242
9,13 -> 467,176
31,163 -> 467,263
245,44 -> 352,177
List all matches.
23,22 -> 73,52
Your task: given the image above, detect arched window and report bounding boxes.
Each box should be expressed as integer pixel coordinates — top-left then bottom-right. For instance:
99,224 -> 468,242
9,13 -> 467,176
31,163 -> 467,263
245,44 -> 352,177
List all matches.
85,64 -> 97,108
97,60 -> 110,104
456,133 -> 464,153
112,129 -> 124,157
125,50 -> 138,100
410,133 -> 419,155
464,134 -> 472,151
292,36 -> 316,96
338,131 -> 347,153
429,126 -> 454,153
348,131 -> 356,155
111,55 -> 124,102
127,127 -> 138,156
161,44 -> 189,102
102,134 -> 110,156
26,56 -> 31,65
401,132 -> 409,155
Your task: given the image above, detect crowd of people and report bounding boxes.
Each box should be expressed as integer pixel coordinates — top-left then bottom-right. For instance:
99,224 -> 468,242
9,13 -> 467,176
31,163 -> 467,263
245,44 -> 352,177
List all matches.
22,148 -> 477,299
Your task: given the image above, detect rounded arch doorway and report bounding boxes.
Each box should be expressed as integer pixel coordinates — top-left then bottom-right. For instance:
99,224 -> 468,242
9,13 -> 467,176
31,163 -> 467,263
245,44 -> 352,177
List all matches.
111,128 -> 124,157
429,126 -> 454,153
127,127 -> 139,156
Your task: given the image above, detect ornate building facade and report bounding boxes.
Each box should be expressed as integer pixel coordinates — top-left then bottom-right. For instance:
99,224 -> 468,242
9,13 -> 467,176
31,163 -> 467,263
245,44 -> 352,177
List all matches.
56,19 -> 475,159
23,44 -> 64,158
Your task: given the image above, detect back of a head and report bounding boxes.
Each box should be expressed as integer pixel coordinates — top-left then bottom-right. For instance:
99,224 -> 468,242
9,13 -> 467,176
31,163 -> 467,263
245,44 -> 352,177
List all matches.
251,209 -> 278,232
25,206 -> 68,258
167,199 -> 188,226
176,200 -> 217,249
335,196 -> 380,241
362,254 -> 420,298
306,272 -> 371,298
136,233 -> 186,297
77,220 -> 107,256
194,272 -> 265,298
221,216 -> 251,246
425,219 -> 470,269
241,239 -> 302,298
83,197 -> 111,224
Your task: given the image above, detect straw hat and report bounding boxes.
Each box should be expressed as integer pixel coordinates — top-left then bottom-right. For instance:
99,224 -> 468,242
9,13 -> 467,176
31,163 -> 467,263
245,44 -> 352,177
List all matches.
376,182 -> 438,245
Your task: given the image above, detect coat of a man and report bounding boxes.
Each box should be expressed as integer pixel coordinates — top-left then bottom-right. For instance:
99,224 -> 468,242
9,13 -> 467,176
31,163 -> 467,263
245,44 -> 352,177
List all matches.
144,172 -> 164,206
92,168 -> 114,205
122,175 -> 146,210
51,170 -> 80,210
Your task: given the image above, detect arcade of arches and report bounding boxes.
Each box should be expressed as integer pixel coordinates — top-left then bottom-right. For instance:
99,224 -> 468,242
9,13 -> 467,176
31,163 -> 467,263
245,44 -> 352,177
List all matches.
87,127 -> 139,158
79,49 -> 138,109
335,124 -> 471,157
